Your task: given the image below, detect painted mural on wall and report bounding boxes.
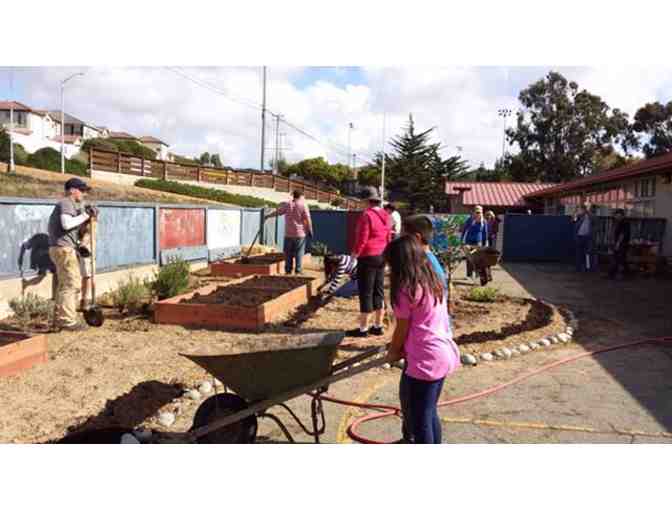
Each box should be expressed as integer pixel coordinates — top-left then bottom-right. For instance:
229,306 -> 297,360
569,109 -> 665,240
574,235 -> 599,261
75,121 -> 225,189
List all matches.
159,208 -> 206,250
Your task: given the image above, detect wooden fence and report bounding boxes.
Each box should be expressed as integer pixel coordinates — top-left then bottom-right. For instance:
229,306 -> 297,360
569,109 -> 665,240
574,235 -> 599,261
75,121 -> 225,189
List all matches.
89,147 -> 362,210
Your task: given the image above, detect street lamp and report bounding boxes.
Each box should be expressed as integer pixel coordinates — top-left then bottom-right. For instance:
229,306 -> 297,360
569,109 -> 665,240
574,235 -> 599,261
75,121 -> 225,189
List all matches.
347,122 -> 354,171
60,72 -> 85,174
497,108 -> 512,159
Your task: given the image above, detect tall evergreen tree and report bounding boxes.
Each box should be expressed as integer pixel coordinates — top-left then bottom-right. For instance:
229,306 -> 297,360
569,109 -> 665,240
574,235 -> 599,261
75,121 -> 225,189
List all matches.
388,115 -> 468,212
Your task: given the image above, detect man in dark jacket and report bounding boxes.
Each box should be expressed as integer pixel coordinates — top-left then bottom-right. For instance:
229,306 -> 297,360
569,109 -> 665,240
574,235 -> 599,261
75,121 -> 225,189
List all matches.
607,209 -> 630,280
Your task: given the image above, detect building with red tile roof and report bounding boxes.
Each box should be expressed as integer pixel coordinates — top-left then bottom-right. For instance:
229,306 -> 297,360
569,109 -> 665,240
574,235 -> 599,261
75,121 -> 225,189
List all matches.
445,181 -> 554,214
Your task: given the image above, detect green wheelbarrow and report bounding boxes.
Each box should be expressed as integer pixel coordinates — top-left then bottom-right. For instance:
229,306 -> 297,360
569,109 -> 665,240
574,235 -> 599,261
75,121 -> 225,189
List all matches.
175,332 -> 388,444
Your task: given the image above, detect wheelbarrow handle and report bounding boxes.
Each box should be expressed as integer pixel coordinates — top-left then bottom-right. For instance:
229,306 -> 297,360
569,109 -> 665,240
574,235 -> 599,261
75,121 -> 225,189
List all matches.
331,345 -> 388,373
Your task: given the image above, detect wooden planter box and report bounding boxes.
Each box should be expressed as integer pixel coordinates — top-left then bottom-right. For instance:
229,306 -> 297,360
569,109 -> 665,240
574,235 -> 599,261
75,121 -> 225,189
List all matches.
210,253 -> 312,277
0,331 -> 49,377
154,275 -> 315,331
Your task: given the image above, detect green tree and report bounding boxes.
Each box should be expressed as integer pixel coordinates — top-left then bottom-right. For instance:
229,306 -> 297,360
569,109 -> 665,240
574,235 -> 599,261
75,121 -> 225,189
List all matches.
199,152 -> 211,166
632,101 -> 672,158
470,161 -> 511,182
210,153 -> 223,168
504,71 -> 637,182
81,138 -> 156,160
387,115 -> 468,212
284,157 -> 353,188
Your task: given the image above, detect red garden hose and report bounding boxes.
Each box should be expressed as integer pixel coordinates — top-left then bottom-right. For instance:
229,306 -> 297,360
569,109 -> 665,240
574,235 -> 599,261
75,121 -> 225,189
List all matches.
322,337 -> 672,444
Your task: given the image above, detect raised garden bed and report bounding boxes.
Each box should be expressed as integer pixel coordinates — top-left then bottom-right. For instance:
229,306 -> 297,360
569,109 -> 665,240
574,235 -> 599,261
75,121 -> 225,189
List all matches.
154,275 -> 315,331
210,253 -> 312,277
0,331 -> 49,377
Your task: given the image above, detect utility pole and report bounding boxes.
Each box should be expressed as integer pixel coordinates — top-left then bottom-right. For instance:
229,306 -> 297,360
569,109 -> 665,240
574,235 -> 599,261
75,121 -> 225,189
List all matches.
380,113 -> 386,202
273,113 -> 282,175
347,122 -> 354,171
8,69 -> 14,173
60,72 -> 85,174
260,66 -> 267,172
497,108 -> 512,159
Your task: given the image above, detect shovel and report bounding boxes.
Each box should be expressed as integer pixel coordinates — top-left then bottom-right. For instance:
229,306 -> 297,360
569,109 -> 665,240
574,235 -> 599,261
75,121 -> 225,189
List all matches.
240,217 -> 267,264
83,216 -> 105,327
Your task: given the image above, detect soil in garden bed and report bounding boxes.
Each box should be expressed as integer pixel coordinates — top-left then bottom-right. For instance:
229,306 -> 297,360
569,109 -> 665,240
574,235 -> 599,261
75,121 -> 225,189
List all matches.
181,287 -> 281,306
230,253 -> 285,265
233,275 -> 314,291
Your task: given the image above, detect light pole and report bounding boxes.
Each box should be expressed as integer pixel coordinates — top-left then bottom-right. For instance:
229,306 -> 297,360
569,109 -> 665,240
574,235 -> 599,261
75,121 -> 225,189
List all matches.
60,72 -> 85,174
497,108 -> 512,159
347,122 -> 354,171
380,112 -> 386,202
8,69 -> 14,173
260,66 -> 267,172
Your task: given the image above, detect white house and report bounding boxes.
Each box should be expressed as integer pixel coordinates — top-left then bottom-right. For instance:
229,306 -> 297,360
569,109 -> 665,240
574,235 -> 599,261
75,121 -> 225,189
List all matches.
0,101 -> 81,157
47,111 -> 105,141
139,136 -> 170,160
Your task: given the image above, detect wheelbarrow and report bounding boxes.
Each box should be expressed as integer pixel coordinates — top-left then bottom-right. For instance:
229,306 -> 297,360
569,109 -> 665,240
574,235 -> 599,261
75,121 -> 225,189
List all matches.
463,245 -> 501,286
175,332 -> 388,443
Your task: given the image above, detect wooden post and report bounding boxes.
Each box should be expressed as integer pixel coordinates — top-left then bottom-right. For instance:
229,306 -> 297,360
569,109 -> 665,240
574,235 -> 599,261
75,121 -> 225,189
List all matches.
117,151 -> 121,173
163,161 -> 168,180
89,147 -> 94,177
197,166 -> 202,182
140,157 -> 145,177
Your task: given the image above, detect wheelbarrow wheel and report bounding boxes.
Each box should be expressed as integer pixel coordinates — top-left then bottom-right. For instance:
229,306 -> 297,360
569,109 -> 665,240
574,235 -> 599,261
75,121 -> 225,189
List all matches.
191,394 -> 257,444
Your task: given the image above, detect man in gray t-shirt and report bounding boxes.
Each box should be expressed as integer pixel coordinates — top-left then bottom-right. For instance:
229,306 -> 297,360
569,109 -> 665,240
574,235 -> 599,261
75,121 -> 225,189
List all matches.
48,178 -> 93,331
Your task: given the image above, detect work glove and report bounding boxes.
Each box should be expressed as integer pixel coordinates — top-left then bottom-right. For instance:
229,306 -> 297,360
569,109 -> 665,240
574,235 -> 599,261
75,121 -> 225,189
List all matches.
84,205 -> 99,218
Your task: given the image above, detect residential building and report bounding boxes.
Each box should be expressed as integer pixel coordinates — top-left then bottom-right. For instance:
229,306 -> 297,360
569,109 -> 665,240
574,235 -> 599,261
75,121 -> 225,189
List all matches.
48,111 -> 104,140
445,181 -> 554,214
524,152 -> 672,255
0,101 -> 80,157
139,136 -> 170,160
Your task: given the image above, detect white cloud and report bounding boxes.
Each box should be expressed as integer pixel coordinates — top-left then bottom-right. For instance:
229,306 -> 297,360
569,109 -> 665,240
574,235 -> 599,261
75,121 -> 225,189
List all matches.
6,66 -> 672,171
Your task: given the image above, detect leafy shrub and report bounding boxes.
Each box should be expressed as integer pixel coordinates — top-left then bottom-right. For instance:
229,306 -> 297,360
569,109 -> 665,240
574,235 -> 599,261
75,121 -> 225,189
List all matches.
148,257 -> 191,300
81,138 -> 156,160
135,178 -> 277,208
466,286 -> 499,303
112,275 -> 150,313
309,241 -> 330,257
25,147 -> 88,176
9,293 -> 54,327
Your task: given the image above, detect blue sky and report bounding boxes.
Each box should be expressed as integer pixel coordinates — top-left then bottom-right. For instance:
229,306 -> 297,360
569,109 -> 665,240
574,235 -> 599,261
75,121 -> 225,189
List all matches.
2,66 -> 672,168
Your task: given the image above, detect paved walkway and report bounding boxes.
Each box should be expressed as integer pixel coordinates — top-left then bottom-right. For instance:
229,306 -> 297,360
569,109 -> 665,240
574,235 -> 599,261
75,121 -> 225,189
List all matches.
256,263 -> 672,443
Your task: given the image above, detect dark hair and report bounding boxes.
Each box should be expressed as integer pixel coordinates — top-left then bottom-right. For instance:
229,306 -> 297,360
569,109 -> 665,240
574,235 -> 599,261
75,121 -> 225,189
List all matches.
402,215 -> 433,245
293,190 -> 304,200
383,235 -> 443,308
384,203 -> 396,212
324,255 -> 340,279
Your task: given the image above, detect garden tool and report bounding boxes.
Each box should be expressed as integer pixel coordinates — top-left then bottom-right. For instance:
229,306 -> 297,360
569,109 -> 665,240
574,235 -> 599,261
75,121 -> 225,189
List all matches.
240,217 -> 267,264
83,216 -> 105,327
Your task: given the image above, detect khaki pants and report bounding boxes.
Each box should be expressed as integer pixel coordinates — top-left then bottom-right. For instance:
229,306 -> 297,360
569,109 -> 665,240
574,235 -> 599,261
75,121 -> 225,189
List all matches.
49,246 -> 82,327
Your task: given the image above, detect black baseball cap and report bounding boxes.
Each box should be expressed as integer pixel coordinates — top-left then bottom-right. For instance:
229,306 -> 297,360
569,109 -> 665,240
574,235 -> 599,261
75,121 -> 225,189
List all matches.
64,178 -> 91,192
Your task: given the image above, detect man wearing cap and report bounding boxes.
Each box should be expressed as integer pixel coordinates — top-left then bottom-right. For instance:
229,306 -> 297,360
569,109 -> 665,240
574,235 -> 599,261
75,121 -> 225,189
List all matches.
48,178 -> 96,331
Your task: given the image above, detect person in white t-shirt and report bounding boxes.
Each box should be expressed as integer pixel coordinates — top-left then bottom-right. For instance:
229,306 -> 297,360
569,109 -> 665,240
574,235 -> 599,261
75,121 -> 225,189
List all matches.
385,203 -> 402,239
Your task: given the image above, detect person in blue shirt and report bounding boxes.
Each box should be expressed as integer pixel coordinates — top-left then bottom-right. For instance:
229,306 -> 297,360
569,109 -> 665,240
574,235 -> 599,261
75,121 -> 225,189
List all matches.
460,206 -> 489,281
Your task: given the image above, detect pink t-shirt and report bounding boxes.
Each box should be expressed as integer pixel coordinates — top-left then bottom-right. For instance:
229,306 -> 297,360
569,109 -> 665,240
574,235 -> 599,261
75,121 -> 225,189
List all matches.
278,199 -> 312,238
393,287 -> 461,381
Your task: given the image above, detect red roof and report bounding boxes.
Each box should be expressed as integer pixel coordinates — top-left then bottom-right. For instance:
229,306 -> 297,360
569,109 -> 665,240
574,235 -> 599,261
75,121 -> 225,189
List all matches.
139,135 -> 169,146
525,152 -> 672,198
50,135 -> 82,144
11,128 -> 33,136
0,101 -> 33,112
445,181 -> 554,207
108,131 -> 137,140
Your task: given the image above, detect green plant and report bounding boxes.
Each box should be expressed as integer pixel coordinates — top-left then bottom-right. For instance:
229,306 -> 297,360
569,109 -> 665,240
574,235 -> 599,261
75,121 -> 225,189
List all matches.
309,241 -> 330,257
9,293 -> 54,327
134,178 -> 278,208
112,274 -> 149,313
25,147 -> 88,176
148,257 -> 191,300
81,138 -> 157,160
466,286 -> 499,303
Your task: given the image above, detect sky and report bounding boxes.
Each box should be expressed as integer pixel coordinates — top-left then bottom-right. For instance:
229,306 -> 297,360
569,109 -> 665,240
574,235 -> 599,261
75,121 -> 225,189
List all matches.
3,65 -> 672,170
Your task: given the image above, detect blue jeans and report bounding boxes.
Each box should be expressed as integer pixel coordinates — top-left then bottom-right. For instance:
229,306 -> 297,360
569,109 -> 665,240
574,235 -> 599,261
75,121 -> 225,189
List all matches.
399,371 -> 445,444
575,235 -> 593,272
284,237 -> 306,274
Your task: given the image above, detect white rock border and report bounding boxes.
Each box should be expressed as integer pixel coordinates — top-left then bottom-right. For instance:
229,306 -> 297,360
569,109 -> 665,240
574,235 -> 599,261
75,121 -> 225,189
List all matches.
459,302 -> 579,367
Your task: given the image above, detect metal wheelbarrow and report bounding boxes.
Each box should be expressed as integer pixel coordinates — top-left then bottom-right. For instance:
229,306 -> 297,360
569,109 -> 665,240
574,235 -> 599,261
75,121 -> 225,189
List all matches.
177,332 -> 387,444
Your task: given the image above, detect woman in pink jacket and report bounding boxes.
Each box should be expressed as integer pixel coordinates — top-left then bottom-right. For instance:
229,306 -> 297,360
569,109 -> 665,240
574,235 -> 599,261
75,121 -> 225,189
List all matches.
347,186 -> 392,338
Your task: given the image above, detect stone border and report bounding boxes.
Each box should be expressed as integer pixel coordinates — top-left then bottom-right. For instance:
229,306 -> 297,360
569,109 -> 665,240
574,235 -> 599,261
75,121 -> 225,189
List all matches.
459,301 -> 579,367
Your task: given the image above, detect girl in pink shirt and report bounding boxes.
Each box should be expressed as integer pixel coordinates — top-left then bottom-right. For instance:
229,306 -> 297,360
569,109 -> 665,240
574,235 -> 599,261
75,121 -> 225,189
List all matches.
384,234 -> 461,444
